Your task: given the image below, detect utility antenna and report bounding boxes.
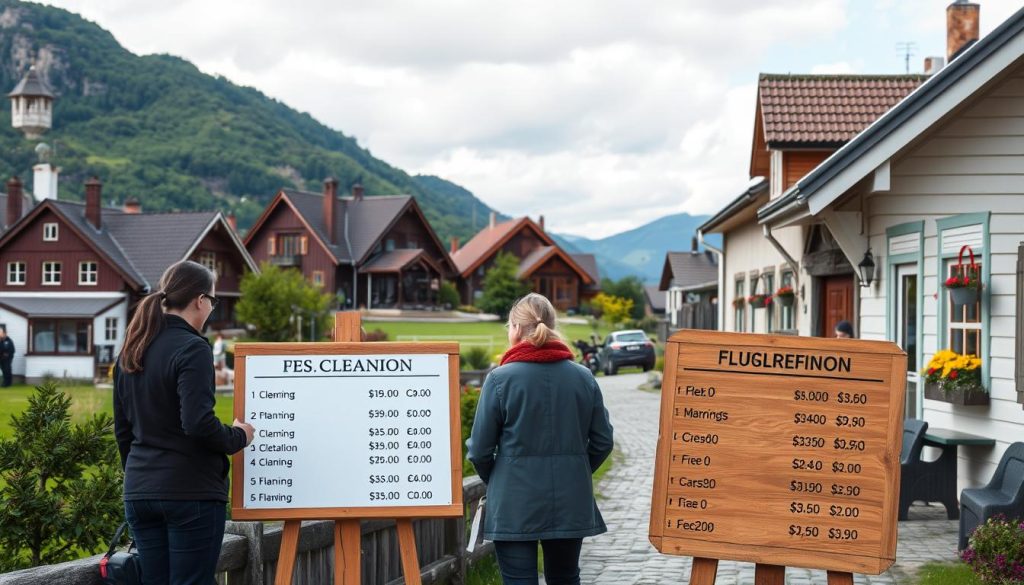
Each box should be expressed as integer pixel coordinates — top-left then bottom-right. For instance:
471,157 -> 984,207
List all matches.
895,41 -> 917,74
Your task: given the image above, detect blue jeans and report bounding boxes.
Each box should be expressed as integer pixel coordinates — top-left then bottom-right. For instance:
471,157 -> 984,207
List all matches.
124,500 -> 225,585
493,538 -> 583,585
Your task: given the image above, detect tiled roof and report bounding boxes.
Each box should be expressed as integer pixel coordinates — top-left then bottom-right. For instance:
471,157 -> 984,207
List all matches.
359,249 -> 428,274
8,67 -> 54,98
105,211 -> 220,287
644,285 -> 666,313
659,251 -> 718,291
759,74 -> 927,145
451,218 -> 535,276
571,253 -> 600,292
49,201 -> 149,288
516,246 -> 555,278
284,189 -> 415,264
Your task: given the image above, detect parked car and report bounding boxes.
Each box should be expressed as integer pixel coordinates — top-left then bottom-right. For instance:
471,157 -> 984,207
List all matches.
597,330 -> 656,375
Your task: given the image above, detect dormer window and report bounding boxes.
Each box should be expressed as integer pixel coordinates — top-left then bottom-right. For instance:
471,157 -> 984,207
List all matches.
43,223 -> 58,241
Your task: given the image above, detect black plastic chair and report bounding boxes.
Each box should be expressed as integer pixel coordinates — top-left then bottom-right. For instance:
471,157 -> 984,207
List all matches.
898,418 -> 955,520
958,442 -> 1024,550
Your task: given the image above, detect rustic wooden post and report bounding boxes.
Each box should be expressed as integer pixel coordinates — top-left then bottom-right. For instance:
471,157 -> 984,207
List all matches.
689,557 -> 718,584
225,520 -> 265,585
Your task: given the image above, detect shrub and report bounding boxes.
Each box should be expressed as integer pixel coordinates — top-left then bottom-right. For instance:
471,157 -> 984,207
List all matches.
960,514 -> 1024,584
461,346 -> 492,370
364,328 -> 389,342
438,281 -> 461,309
458,304 -> 482,314
655,355 -> 665,372
236,263 -> 333,341
0,383 -> 123,570
461,386 -> 482,476
592,293 -> 634,325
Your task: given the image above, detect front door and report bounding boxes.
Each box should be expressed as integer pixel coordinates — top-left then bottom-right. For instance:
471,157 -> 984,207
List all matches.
819,275 -> 854,337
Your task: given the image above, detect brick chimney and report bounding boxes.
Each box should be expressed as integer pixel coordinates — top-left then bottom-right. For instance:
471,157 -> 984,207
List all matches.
538,215 -> 545,232
226,212 -> 237,232
450,236 -> 459,254
123,196 -> 141,214
5,176 -> 23,229
947,1 -> 980,62
489,211 -> 496,229
323,177 -> 338,244
85,176 -> 102,230
352,183 -> 364,201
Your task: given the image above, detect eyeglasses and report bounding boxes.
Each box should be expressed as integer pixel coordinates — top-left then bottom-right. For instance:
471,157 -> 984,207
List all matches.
203,293 -> 220,309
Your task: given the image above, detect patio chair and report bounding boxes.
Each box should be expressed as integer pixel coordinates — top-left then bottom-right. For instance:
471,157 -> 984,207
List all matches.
958,442 -> 1024,550
899,418 -> 952,520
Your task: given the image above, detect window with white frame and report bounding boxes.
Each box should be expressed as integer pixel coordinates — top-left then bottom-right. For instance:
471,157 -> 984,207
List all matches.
7,262 -> 25,285
42,261 -> 61,285
78,261 -> 98,285
197,251 -> 216,273
734,278 -> 746,333
312,271 -> 324,287
105,317 -> 118,341
43,223 -> 58,241
947,259 -> 982,356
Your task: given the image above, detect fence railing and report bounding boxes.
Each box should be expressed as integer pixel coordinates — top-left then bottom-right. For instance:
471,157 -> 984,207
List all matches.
0,477 -> 490,585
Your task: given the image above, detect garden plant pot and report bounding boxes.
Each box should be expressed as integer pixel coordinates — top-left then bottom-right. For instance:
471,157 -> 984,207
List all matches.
924,381 -> 989,406
749,297 -> 767,309
949,286 -> 980,307
776,295 -> 795,308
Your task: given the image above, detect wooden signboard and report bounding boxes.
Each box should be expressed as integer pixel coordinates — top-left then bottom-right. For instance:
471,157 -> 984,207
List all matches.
231,313 -> 462,585
649,330 -> 906,583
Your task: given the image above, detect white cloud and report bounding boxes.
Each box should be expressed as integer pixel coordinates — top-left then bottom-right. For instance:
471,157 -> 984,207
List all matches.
35,1 -> 1022,238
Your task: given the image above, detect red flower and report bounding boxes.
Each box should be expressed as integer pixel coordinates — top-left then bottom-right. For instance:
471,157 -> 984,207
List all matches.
950,370 -> 959,380
927,368 -> 935,375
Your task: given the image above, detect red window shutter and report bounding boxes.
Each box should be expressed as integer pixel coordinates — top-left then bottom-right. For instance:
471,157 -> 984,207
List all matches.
300,236 -> 308,255
268,236 -> 276,256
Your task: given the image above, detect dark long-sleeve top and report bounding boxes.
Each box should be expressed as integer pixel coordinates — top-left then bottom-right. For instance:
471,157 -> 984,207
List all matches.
114,315 -> 247,502
467,359 -> 614,540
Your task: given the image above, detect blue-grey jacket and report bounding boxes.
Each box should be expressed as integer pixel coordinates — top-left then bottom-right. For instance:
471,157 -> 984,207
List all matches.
467,359 -> 614,541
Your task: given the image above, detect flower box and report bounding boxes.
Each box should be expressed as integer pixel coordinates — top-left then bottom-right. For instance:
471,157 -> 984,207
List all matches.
748,294 -> 769,309
924,381 -> 989,406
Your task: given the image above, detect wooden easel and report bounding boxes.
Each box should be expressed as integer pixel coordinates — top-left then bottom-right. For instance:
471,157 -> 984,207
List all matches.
689,558 -> 854,585
273,312 -> 423,585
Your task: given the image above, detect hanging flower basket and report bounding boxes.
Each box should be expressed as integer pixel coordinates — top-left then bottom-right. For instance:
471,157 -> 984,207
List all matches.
748,294 -> 769,309
922,349 -> 988,406
775,286 -> 795,307
945,245 -> 982,306
732,297 -> 745,309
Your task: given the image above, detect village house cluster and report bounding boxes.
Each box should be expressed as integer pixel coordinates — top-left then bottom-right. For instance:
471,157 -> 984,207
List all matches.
660,1 -> 1024,493
0,68 -> 600,384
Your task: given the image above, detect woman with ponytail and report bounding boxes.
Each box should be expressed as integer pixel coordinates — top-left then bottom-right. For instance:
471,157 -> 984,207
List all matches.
113,260 -> 254,584
467,293 -> 613,585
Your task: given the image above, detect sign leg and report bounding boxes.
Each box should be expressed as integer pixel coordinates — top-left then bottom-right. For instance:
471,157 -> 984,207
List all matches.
689,557 -> 718,585
397,518 -> 423,584
826,571 -> 855,585
273,520 -> 301,585
339,519 -> 362,585
754,564 -> 785,585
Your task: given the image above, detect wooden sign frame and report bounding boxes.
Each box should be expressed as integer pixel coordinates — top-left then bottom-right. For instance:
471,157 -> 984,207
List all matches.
231,313 -> 463,585
649,330 -> 906,584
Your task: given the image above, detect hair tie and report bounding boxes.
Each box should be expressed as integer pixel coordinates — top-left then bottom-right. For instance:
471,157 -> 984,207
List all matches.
159,292 -> 167,299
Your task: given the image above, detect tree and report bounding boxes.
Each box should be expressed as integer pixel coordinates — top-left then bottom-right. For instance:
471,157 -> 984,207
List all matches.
0,383 -> 123,571
438,280 -> 461,309
592,292 -> 635,325
601,276 -> 646,320
236,264 -> 334,341
475,252 -> 531,319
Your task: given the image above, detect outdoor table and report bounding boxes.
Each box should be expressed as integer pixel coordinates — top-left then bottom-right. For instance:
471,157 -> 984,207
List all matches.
916,428 -> 996,520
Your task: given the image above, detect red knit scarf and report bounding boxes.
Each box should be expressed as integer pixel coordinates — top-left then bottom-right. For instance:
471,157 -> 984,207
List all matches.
500,340 -> 575,366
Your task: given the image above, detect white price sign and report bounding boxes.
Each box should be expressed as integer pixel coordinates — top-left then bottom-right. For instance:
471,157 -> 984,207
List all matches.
241,353 -> 453,510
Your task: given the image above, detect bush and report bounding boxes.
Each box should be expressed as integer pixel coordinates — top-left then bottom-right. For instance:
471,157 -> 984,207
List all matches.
461,346 -> 492,370
0,383 -> 123,570
364,328 -> 389,342
960,514 -> 1024,584
592,293 -> 634,325
439,281 -> 461,309
655,355 -> 665,372
461,386 -> 481,476
636,315 -> 660,333
236,263 -> 334,341
457,304 -> 482,314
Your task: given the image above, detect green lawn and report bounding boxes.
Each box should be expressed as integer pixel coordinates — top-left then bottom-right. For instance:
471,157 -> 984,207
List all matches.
0,383 -> 235,438
915,563 -> 979,585
366,319 -> 617,356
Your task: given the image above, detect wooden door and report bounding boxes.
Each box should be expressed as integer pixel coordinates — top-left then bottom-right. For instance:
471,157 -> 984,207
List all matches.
820,275 -> 854,337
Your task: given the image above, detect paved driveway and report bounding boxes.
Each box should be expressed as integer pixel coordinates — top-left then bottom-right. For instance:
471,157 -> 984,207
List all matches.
573,373 -> 959,585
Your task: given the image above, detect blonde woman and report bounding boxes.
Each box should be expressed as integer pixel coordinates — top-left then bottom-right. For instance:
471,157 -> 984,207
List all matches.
468,293 -> 614,585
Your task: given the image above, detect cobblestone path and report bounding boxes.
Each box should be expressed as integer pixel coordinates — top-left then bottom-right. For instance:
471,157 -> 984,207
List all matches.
573,373 -> 959,585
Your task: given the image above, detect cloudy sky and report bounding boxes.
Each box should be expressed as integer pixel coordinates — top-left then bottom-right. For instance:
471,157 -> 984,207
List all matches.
39,0 -> 1022,238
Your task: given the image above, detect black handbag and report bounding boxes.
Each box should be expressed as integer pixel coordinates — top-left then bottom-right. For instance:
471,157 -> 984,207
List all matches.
99,522 -> 142,585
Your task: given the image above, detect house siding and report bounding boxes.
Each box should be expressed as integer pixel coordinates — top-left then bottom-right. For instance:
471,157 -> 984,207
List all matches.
721,220 -> 804,333
246,201 -> 338,295
860,61 -> 1024,492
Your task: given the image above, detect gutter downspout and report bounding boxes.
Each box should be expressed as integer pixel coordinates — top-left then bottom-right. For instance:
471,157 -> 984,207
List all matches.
762,224 -> 800,290
344,209 -> 357,309
698,229 -> 725,330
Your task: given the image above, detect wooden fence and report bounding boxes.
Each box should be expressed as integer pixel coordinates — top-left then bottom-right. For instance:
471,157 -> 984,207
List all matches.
0,477 -> 490,585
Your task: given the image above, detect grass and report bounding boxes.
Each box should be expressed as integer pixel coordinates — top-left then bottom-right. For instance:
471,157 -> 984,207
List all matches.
367,319 -> 617,356
0,382 -> 235,438
915,562 -> 979,584
464,554 -> 502,585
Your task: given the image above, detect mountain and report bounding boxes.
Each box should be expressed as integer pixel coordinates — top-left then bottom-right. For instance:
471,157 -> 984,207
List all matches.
0,0 -> 493,240
552,213 -> 723,284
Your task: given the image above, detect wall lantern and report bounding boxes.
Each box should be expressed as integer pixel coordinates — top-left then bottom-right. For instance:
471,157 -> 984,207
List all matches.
858,248 -> 876,287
